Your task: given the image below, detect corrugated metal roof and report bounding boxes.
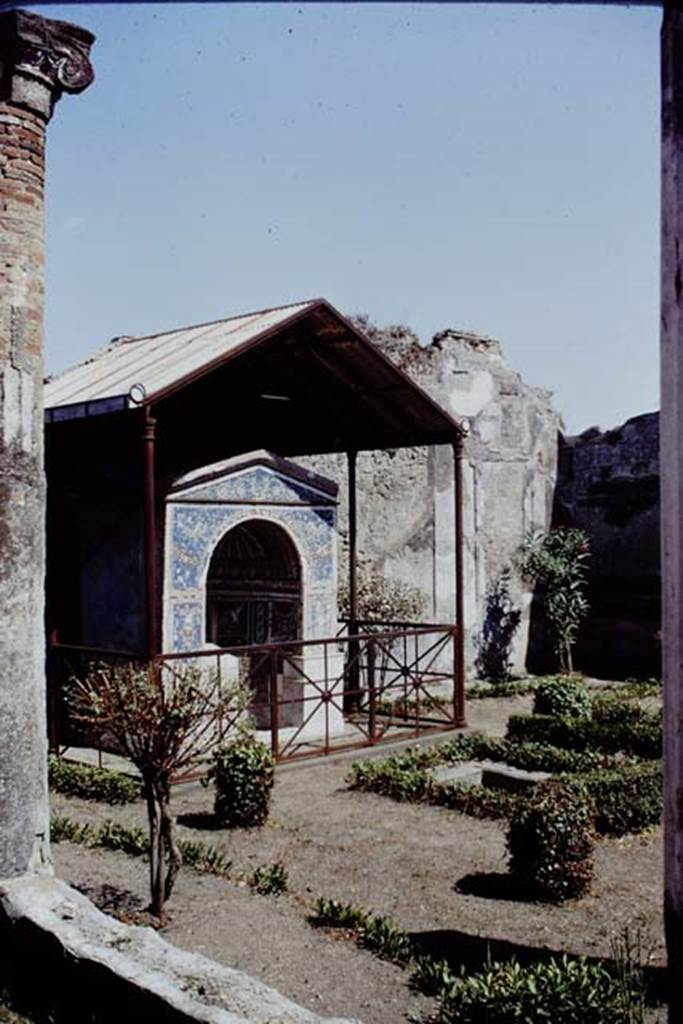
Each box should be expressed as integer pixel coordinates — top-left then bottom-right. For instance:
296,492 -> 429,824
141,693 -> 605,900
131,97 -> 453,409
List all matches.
44,300 -> 317,410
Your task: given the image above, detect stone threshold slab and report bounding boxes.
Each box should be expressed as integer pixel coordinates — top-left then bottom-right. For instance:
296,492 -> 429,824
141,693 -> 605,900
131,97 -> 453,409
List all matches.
0,876 -> 358,1024
430,760 -> 550,792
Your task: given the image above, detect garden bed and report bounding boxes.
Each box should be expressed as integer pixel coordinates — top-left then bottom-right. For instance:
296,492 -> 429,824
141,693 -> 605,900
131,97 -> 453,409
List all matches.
49,690 -> 665,1024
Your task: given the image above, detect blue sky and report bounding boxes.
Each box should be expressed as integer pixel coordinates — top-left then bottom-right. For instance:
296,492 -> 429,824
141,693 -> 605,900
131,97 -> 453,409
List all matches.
38,2 -> 661,434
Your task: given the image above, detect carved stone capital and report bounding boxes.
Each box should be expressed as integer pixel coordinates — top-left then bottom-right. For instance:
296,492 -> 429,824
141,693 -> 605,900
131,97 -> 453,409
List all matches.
0,10 -> 95,120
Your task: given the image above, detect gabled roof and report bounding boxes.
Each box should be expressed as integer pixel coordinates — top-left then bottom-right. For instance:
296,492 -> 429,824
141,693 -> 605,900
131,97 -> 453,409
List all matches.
45,300 -> 316,412
44,298 -> 462,454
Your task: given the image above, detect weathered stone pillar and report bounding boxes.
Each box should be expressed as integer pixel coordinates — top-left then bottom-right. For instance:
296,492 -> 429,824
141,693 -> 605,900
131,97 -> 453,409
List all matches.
0,11 -> 94,877
662,4 -> 683,1017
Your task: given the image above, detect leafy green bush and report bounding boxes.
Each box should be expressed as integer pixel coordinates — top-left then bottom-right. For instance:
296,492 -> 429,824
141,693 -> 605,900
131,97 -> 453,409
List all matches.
48,755 -> 141,804
249,862 -> 289,895
517,527 -> 591,674
206,734 -> 275,828
347,755 -> 431,802
347,750 -> 515,819
507,780 -> 595,902
533,675 -> 591,718
310,894 -> 652,1024
440,955 -> 638,1024
507,708 -> 661,759
349,737 -> 659,837
575,763 -> 662,837
337,566 -> 428,622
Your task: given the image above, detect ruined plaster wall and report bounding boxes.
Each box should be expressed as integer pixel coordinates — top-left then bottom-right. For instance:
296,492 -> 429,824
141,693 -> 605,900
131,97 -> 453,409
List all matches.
390,329 -> 559,674
303,325 -> 560,675
554,413 -> 660,678
299,446 -> 433,610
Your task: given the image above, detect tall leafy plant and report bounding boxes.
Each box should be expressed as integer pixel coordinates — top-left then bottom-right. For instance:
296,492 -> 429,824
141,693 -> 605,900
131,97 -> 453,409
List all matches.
518,527 -> 590,674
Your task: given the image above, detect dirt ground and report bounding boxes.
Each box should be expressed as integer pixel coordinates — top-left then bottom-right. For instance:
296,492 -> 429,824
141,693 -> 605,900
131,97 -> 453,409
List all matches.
52,694 -> 665,1024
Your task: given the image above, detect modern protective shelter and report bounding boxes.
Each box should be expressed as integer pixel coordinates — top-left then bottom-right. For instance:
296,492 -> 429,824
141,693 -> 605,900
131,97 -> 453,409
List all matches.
45,298 -> 466,758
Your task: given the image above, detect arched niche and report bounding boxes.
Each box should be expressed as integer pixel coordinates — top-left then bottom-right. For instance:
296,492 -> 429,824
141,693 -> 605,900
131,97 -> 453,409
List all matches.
205,519 -> 303,648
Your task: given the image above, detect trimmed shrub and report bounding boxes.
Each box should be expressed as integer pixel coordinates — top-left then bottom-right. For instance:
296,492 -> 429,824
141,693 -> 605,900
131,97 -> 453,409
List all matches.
507,709 -> 661,759
48,754 -> 141,804
206,735 -> 275,828
439,734 -> 618,774
433,782 -> 517,820
347,756 -> 431,802
507,779 -> 595,902
533,675 -> 591,719
465,679 -> 538,700
576,762 -> 662,836
440,955 -> 636,1024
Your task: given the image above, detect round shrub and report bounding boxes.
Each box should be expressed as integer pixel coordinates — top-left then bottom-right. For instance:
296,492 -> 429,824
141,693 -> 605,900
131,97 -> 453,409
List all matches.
207,735 -> 275,828
507,779 -> 595,902
533,676 -> 591,719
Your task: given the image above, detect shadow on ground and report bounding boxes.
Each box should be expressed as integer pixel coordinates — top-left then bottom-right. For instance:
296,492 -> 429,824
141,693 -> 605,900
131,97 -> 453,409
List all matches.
177,812 -> 224,831
408,926 -> 668,1005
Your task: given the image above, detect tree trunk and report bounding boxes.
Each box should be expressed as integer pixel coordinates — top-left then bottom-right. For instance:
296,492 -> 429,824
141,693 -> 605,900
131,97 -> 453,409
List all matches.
160,778 -> 182,902
145,782 -> 164,918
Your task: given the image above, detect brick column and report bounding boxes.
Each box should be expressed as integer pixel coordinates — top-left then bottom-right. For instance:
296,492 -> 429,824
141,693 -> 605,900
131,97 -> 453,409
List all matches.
0,11 -> 94,877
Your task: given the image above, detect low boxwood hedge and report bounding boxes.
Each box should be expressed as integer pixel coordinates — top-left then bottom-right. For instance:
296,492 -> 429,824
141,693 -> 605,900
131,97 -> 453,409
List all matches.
348,735 -> 662,836
48,754 -> 141,804
506,707 -> 661,759
533,675 -> 591,719
572,762 -> 662,837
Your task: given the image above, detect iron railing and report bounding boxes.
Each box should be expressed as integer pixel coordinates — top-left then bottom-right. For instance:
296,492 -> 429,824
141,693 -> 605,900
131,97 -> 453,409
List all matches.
49,623 -> 464,766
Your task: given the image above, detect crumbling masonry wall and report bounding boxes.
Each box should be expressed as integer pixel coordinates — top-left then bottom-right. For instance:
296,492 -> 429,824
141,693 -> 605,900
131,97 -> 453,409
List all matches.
304,323 -> 560,676
554,413 -> 661,679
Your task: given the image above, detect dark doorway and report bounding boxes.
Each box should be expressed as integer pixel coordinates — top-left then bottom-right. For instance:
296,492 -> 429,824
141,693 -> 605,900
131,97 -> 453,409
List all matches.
206,520 -> 303,727
206,519 -> 302,646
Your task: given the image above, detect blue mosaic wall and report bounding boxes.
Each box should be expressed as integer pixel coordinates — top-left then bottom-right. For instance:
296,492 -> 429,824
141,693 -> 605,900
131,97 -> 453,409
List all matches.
163,464 -> 338,652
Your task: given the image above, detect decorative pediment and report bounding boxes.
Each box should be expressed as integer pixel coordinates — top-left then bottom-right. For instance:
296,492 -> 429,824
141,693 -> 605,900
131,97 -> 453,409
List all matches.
168,451 -> 337,507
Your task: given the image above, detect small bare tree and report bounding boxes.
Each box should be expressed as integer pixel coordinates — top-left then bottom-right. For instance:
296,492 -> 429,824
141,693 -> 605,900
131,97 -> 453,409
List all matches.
68,658 -> 246,920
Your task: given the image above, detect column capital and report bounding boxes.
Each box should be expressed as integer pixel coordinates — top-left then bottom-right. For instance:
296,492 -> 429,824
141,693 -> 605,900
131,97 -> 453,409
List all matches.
0,10 -> 95,121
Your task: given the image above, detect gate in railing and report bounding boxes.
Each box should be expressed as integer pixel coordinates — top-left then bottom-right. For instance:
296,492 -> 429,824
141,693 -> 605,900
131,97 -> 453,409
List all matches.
49,623 -> 463,765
